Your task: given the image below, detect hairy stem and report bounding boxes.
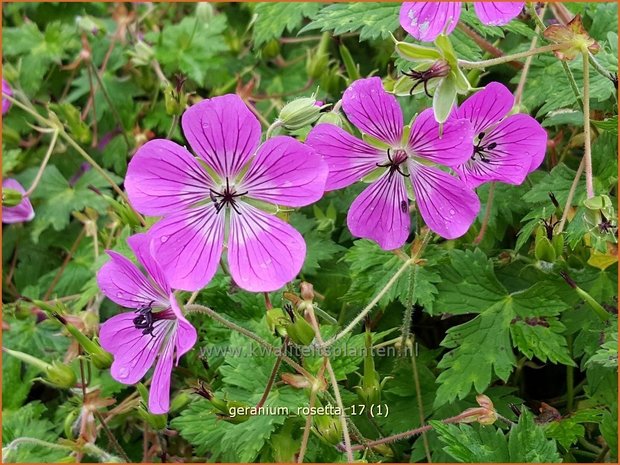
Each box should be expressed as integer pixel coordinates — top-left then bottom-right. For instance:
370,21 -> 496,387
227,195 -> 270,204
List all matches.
255,338 -> 288,409
321,258 -> 413,348
185,304 -> 314,381
410,335 -> 431,462
306,307 -> 354,462
582,51 -> 595,199
399,265 -> 417,349
473,182 -> 496,245
456,23 -> 523,69
558,158 -> 585,233
24,130 -> 59,196
458,43 -> 566,69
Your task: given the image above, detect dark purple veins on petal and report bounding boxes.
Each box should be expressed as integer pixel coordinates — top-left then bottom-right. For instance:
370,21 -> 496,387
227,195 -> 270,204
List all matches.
209,178 -> 248,214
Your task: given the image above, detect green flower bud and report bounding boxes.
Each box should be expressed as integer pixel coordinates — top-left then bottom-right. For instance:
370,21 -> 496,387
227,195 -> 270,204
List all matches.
137,405 -> 168,431
51,312 -> 113,369
195,2 -> 215,22
316,111 -> 344,127
278,97 -> 322,131
353,328 -> 389,406
312,413 -> 342,445
129,41 -> 155,67
2,188 -> 23,207
3,348 -> 77,389
266,307 -> 290,337
560,272 -> 610,322
286,312 -> 315,346
535,227 -> 557,262
164,84 -> 188,116
261,39 -> 281,60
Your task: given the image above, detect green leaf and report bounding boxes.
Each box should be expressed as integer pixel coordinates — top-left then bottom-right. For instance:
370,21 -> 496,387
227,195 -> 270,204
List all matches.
432,410 -> 561,463
591,115 -> 618,134
300,3 -> 400,41
545,408 -> 605,449
585,331 -> 618,368
252,3 -> 321,48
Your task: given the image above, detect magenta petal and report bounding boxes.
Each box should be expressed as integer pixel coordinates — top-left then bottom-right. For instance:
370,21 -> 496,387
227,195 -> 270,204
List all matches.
148,336 -> 174,414
125,139 -> 212,216
169,294 -> 198,358
400,2 -> 461,41
409,162 -> 480,239
408,108 -> 474,167
2,79 -> 12,115
181,95 -> 262,178
454,82 -> 514,135
456,113 -> 548,188
342,77 -> 404,145
240,136 -> 328,207
227,202 -> 306,292
347,172 -> 410,250
149,205 -> 225,292
306,123 -> 385,191
100,312 -> 171,384
97,251 -> 167,309
2,178 -> 35,224
127,233 -> 170,295
474,2 -> 524,26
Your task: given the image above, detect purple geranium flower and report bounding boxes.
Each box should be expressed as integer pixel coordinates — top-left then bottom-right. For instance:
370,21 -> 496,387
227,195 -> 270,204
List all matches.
452,82 -> 548,188
125,94 -> 328,292
400,2 -> 525,42
98,233 -> 197,414
306,77 -> 480,248
2,179 -> 35,224
2,78 -> 12,115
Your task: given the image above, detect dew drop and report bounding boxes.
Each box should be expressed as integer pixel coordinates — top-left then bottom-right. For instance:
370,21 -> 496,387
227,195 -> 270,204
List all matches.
161,235 -> 169,243
118,366 -> 129,379
116,292 -> 124,298
449,209 -> 455,216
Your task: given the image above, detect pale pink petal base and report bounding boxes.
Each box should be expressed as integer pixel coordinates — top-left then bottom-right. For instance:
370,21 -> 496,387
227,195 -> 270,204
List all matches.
347,172 -> 410,250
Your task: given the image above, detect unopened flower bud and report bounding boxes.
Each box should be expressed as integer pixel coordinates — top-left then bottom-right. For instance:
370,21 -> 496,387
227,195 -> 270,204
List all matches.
278,97 -> 322,131
300,282 -> 315,302
4,348 -> 77,389
195,2 -> 215,22
164,83 -> 188,116
316,111 -> 344,127
2,188 -> 23,207
55,313 -> 113,369
285,311 -> 315,346
313,412 -> 343,445
266,307 -> 290,338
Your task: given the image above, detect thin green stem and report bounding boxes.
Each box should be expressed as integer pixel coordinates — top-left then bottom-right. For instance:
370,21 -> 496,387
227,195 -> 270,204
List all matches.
185,304 -> 314,381
410,335 -> 431,462
582,51 -> 595,199
265,120 -> 283,139
588,53 -> 615,82
458,44 -> 566,69
255,338 -> 288,409
566,335 -> 574,411
306,307 -> 354,463
94,410 -> 131,462
24,130 -> 59,197
88,61 -> 132,149
400,265 -> 417,348
557,158 -> 584,233
473,182 -> 496,245
166,114 -> 178,139
321,258 -> 413,348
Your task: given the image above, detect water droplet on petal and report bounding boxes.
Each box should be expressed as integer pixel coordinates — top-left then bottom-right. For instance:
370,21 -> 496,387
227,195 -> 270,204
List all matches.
118,366 -> 129,379
116,292 -> 123,298
449,209 -> 455,216
161,235 -> 169,243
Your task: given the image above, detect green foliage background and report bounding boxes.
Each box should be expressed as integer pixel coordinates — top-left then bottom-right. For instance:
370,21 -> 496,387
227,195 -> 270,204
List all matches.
1,2 -> 618,463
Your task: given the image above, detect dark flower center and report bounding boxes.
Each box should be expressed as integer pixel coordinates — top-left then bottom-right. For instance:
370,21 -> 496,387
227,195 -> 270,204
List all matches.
133,301 -> 156,337
402,61 -> 450,98
599,212 -> 617,234
210,178 -> 247,214
472,132 -> 497,162
377,148 -> 409,177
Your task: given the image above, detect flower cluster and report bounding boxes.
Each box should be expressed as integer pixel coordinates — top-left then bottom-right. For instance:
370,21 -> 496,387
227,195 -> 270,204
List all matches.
96,79 -> 546,412
400,2 -> 525,42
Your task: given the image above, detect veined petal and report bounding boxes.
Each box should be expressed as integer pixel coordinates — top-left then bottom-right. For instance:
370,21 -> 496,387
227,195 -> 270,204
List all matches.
127,233 -> 170,295
97,251 -> 167,309
169,294 -> 198,360
408,108 -> 474,167
409,162 -> 480,239
181,95 -> 262,179
306,123 -> 386,191
2,178 -> 35,224
347,172 -> 410,250
454,82 -> 514,135
474,2 -> 524,26
148,334 -> 175,414
227,202 -> 306,292
240,136 -> 328,207
342,77 -> 404,146
125,139 -> 212,216
149,205 -> 225,292
100,312 -> 173,385
456,113 -> 548,187
400,2 -> 462,42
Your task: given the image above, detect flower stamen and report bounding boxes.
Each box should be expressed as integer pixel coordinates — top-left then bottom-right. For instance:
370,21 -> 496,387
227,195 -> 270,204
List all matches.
210,178 -> 248,214
377,148 -> 410,177
133,301 -> 156,337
